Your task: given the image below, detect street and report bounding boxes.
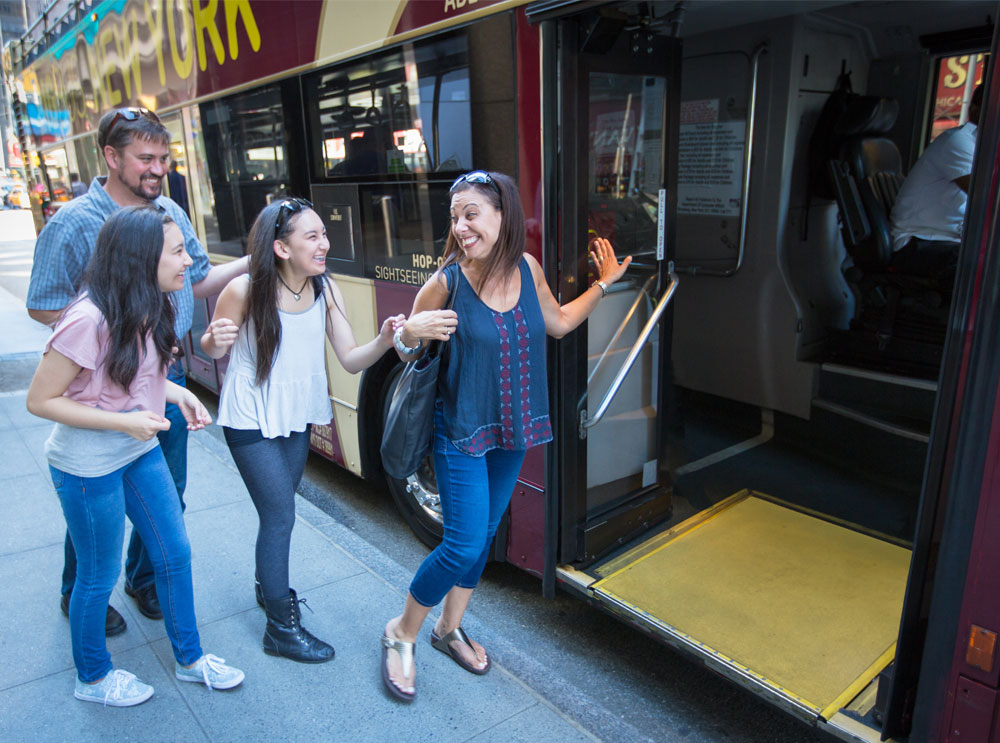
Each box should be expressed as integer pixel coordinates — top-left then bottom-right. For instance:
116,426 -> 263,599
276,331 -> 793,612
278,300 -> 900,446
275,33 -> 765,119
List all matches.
0,208 -> 831,742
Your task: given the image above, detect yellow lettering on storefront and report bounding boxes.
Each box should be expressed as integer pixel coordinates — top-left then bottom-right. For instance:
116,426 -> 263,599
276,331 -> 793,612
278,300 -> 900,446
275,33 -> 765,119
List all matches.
168,0 -> 195,80
114,8 -> 143,99
193,0 -> 225,70
83,39 -> 106,112
99,27 -> 123,105
144,0 -> 167,85
944,56 -> 969,89
224,0 -> 261,60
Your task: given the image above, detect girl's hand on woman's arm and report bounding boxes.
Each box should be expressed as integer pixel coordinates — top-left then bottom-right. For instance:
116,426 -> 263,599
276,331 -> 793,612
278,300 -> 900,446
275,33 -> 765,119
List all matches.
379,314 -> 406,349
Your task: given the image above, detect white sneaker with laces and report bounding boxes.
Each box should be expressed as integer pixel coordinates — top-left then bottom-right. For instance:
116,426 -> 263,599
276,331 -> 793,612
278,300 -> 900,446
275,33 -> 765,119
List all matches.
175,653 -> 244,690
74,668 -> 154,707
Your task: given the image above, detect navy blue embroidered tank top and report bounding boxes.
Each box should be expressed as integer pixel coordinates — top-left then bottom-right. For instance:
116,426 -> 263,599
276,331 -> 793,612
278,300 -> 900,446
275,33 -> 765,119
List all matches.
437,258 -> 553,455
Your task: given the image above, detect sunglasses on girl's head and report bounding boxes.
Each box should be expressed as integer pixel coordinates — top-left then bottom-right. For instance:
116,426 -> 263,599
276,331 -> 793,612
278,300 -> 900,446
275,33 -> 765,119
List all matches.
449,170 -> 500,195
273,197 -> 313,239
106,107 -> 160,136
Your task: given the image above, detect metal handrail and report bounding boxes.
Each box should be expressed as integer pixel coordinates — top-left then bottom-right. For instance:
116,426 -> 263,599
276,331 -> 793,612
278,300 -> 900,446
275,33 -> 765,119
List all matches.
579,271 -> 678,438
585,273 -> 656,388
674,42 -> 767,278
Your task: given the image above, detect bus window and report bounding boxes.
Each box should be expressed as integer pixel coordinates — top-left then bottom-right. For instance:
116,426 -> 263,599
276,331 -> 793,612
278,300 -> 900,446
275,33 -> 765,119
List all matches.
198,84 -> 290,258
70,136 -> 101,188
303,33 -> 473,180
928,52 -> 988,143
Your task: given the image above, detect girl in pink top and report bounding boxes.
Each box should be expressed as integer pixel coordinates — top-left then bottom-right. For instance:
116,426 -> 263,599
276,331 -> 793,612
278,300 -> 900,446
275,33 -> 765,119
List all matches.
27,206 -> 245,706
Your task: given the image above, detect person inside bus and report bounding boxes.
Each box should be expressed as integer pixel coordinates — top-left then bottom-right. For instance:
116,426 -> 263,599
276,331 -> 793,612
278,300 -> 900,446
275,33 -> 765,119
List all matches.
200,198 -> 404,663
26,206 -> 245,706
379,171 -> 630,702
25,107 -> 249,634
889,83 -> 984,278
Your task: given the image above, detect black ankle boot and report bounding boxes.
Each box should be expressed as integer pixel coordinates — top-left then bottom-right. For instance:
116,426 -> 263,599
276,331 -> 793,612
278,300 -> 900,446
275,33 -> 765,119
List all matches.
262,590 -> 335,664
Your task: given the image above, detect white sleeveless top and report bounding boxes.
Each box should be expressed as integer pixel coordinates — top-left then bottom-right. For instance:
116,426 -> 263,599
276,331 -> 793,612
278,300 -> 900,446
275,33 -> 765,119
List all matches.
217,283 -> 333,438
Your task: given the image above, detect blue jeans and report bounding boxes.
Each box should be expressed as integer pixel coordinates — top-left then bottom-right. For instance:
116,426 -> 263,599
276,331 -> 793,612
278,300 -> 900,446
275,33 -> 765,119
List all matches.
51,447 -> 202,682
61,362 -> 189,596
409,409 -> 526,607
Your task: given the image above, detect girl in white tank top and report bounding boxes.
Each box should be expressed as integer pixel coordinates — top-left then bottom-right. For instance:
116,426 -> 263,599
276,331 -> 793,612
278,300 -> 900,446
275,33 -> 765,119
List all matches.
201,198 -> 402,663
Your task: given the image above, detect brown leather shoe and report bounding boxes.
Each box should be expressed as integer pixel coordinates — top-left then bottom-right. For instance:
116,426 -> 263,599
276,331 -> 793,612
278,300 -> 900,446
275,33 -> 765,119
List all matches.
124,583 -> 163,620
60,592 -> 127,637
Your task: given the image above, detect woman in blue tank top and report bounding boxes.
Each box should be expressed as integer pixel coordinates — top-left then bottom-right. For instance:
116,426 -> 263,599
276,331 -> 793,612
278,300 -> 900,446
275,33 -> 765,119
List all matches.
381,171 -> 630,702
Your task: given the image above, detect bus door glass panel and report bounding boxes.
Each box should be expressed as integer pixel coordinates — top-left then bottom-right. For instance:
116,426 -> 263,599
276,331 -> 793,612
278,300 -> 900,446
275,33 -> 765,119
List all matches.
584,74 -> 666,511
161,115 -> 191,219
198,84 -> 289,258
71,136 -> 101,190
184,106 -> 221,252
42,147 -> 70,206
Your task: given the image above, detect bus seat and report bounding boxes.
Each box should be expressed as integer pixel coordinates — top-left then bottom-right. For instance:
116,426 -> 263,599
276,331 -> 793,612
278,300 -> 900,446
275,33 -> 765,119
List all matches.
826,96 -> 904,273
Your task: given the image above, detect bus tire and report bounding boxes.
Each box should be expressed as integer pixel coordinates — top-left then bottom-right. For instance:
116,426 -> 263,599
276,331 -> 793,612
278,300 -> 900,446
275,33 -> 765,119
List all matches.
380,364 -> 444,548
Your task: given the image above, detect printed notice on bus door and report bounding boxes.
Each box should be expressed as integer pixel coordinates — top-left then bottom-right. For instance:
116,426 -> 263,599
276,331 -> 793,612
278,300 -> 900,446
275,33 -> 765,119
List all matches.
677,99 -> 745,217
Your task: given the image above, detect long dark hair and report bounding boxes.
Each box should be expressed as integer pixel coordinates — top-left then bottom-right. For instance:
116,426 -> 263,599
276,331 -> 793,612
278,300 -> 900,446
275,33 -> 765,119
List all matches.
84,206 -> 176,391
441,171 -> 525,293
245,198 -> 328,385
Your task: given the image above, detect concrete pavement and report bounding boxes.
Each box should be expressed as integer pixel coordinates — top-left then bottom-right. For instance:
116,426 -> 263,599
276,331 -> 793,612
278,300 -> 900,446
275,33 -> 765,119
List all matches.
0,261 -> 597,742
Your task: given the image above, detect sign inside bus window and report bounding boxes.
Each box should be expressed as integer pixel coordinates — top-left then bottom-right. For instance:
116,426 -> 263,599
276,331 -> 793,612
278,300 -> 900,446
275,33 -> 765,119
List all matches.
22,0 -> 324,135
677,99 -> 745,217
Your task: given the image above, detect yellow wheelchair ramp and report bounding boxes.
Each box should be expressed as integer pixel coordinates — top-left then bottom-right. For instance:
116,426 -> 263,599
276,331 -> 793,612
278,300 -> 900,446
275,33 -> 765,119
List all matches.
589,492 -> 910,719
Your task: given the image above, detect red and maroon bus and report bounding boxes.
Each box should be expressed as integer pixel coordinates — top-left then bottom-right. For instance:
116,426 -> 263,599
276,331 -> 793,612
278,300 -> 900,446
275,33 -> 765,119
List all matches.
7,1 -> 1000,739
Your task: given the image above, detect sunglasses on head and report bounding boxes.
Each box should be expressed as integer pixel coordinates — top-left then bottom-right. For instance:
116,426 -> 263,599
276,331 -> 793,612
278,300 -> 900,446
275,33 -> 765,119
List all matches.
273,197 -> 313,240
106,107 -> 160,137
449,170 -> 500,195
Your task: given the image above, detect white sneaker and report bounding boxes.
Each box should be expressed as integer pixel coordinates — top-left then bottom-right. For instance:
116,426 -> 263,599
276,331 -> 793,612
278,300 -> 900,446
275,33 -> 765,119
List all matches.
175,653 -> 244,690
74,669 -> 154,707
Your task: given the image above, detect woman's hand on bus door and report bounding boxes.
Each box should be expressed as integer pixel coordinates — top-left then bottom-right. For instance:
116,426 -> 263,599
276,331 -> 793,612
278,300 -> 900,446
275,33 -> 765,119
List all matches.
590,237 -> 632,287
201,317 -> 239,357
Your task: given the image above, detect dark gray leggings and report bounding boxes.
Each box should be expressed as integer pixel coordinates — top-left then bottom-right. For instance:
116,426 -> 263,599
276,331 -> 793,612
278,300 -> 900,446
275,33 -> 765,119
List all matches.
223,426 -> 311,602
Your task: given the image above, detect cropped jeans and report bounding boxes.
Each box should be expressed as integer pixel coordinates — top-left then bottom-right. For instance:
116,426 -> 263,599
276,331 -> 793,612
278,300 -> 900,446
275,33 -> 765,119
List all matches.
50,446 -> 202,682
409,408 -> 526,607
61,362 -> 189,596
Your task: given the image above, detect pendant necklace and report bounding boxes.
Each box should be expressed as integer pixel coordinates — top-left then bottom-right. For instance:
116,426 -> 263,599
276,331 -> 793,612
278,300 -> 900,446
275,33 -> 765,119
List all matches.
278,274 -> 309,301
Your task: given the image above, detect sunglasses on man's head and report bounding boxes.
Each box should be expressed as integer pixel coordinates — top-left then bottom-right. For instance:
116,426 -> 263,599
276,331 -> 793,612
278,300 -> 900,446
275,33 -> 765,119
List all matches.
106,107 -> 160,137
449,170 -> 500,195
273,197 -> 313,240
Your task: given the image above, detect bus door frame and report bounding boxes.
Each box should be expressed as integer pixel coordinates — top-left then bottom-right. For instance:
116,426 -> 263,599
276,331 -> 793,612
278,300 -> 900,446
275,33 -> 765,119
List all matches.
541,7 -> 681,567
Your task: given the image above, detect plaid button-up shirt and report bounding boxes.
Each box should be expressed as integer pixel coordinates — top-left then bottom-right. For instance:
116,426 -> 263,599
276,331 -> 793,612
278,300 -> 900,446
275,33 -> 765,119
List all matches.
26,176 -> 210,337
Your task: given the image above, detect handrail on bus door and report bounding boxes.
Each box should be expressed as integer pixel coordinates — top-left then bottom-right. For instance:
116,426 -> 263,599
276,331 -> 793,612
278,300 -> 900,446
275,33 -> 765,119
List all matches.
579,271 -> 678,439
672,42 -> 766,278
586,273 -> 657,387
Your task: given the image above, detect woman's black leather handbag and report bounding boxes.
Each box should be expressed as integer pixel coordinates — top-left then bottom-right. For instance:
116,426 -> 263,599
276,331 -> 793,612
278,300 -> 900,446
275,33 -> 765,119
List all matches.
380,267 -> 457,479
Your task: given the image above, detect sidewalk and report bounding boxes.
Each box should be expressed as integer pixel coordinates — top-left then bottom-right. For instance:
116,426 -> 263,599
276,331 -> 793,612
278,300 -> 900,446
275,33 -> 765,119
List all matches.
0,288 -> 596,741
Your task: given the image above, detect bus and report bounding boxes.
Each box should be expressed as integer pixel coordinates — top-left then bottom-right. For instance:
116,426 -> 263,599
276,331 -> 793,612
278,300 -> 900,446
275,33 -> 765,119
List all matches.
6,1 -> 1000,740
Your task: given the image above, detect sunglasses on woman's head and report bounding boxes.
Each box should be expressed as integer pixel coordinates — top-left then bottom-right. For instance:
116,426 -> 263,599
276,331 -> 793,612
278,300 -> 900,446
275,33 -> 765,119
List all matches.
273,197 -> 313,240
106,107 -> 160,137
449,170 -> 500,195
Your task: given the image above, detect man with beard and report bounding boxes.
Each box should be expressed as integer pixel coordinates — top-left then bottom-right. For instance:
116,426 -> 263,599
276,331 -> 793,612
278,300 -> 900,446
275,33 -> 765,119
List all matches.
27,108 -> 249,633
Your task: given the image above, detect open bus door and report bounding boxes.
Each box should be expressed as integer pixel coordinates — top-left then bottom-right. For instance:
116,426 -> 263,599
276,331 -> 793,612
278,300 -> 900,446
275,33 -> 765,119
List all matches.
542,5 -> 681,568
539,4 -> 910,736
